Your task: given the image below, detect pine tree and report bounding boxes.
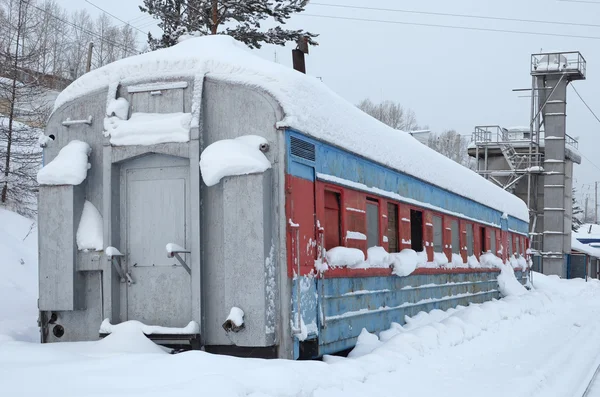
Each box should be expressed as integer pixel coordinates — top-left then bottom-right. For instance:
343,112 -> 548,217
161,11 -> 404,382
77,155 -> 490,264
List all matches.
139,0 -> 318,49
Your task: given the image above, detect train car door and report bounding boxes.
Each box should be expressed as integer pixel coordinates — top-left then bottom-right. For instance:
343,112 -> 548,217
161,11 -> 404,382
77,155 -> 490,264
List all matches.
121,158 -> 191,327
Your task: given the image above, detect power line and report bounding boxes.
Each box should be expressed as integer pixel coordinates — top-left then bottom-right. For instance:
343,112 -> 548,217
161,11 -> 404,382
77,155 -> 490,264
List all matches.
580,152 -> 600,173
84,0 -> 147,35
311,2 -> 600,29
558,0 -> 600,4
300,13 -> 600,40
571,85 -> 600,124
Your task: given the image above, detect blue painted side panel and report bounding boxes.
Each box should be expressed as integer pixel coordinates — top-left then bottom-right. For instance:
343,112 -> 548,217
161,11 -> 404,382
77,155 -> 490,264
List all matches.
320,271 -> 527,356
508,217 -> 528,235
291,270 -> 528,357
285,130 -> 528,234
500,217 -> 508,231
291,276 -> 319,359
577,238 -> 600,245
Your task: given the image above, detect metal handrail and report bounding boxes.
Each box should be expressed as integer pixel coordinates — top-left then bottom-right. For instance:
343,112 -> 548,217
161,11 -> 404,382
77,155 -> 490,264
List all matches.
531,51 -> 586,78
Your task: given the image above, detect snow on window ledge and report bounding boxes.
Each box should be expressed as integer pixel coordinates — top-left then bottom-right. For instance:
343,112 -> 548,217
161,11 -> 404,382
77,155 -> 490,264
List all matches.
199,135 -> 271,187
104,112 -> 192,146
37,140 -> 91,185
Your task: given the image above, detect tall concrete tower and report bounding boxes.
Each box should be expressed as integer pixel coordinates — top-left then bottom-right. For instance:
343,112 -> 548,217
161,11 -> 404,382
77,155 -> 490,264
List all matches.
469,51 -> 585,277
531,52 -> 586,276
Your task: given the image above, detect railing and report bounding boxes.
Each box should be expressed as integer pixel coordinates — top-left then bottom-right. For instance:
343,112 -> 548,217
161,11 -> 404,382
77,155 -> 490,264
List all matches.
566,133 -> 579,149
472,126 -> 532,144
531,51 -> 586,78
472,125 -> 579,150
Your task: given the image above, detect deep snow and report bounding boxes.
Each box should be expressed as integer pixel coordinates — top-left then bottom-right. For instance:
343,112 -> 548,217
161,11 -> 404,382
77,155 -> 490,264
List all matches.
2,271 -> 600,397
0,208 -> 38,342
2,208 -> 600,396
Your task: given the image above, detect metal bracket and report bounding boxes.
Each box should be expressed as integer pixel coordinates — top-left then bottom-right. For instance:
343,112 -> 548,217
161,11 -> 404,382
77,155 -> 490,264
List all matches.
167,245 -> 191,275
106,247 -> 126,282
62,116 -> 93,127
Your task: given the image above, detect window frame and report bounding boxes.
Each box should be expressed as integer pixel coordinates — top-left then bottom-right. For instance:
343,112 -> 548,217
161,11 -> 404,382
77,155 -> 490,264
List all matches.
432,214 -> 443,253
466,222 -> 474,257
366,197 -> 380,248
323,188 -> 343,250
386,202 -> 400,253
451,219 -> 460,255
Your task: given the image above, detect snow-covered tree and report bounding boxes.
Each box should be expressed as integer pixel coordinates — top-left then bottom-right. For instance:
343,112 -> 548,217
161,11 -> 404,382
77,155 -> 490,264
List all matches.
0,0 -> 47,217
427,130 -> 475,170
139,0 -> 318,49
357,99 -> 420,132
573,187 -> 584,231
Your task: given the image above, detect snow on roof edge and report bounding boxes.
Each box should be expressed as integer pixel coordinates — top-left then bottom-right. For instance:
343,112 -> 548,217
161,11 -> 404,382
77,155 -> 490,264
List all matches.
52,35 -> 529,222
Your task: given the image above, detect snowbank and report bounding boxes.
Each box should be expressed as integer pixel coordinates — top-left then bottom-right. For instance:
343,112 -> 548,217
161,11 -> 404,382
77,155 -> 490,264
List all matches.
325,247 -> 365,268
36,140 -> 91,185
6,265 -> 600,397
497,263 -> 527,297
53,35 -> 528,222
99,319 -> 199,335
433,252 -> 449,266
0,209 -> 38,342
366,246 -> 392,268
76,201 -> 103,251
104,112 -> 192,145
390,249 -> 421,276
200,135 -> 271,186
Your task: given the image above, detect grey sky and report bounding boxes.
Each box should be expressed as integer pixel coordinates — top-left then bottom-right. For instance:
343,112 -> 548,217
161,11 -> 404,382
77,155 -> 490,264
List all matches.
65,0 -> 600,199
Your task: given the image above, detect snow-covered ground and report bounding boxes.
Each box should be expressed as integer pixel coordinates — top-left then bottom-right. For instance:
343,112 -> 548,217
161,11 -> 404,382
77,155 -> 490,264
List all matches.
0,208 -> 38,343
2,208 -> 600,396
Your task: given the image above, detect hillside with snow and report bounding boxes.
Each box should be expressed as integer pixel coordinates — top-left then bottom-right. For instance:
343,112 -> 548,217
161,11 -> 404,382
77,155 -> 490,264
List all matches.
0,208 -> 38,342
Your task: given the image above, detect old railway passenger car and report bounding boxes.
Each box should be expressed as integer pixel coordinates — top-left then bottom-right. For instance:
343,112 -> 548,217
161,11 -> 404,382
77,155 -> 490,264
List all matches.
37,36 -> 530,359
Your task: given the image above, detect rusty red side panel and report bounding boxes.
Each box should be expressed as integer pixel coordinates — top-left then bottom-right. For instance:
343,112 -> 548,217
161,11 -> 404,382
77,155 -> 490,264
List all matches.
286,175 -> 316,277
460,220 -> 467,263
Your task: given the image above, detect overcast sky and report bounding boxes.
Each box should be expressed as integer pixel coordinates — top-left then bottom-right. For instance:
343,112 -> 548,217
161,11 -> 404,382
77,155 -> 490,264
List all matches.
65,0 -> 600,201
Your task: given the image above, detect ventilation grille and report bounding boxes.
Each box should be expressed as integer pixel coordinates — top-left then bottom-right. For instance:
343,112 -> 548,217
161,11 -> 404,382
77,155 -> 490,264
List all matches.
290,136 -> 315,162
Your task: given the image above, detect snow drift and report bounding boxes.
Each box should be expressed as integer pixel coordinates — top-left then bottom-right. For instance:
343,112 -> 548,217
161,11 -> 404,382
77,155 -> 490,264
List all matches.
36,140 -> 91,185
0,209 -> 38,342
200,135 -> 271,186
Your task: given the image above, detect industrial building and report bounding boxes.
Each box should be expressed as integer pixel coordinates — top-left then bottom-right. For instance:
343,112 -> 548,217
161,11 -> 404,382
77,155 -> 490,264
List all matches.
469,51 -> 586,277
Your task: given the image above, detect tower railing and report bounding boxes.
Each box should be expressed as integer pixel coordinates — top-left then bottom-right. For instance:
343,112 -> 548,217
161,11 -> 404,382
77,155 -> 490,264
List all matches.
531,51 -> 586,79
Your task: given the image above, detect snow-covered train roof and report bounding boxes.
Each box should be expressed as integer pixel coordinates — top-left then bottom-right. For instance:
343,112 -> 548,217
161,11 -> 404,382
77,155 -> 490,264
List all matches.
53,36 -> 529,222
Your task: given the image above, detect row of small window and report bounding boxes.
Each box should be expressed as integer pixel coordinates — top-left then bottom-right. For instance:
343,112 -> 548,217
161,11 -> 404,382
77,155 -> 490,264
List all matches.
324,190 -> 526,256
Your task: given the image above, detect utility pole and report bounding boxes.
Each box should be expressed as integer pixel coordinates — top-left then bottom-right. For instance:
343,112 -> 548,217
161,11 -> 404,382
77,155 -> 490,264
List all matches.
585,196 -> 589,221
86,42 -> 94,73
596,181 -> 598,224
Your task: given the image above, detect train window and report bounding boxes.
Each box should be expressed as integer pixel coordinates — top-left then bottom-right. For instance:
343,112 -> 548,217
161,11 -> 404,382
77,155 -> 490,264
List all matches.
480,227 -> 487,253
410,209 -> 423,251
387,203 -> 399,253
515,236 -> 520,255
433,215 -> 443,252
451,220 -> 459,254
508,234 -> 513,256
489,229 -> 496,255
324,190 -> 342,250
466,223 -> 474,256
366,199 -> 379,248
